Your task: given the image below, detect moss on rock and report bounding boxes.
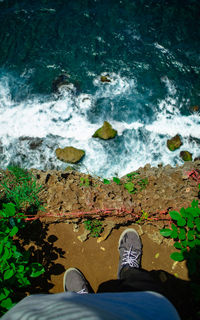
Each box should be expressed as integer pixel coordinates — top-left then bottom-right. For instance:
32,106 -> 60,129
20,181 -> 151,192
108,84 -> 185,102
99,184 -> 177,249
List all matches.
167,134 -> 182,151
180,151 -> 192,161
92,121 -> 117,140
55,146 -> 85,164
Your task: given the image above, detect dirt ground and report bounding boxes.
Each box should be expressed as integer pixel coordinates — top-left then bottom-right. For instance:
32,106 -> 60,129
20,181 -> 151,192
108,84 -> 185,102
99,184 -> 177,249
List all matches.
18,218 -> 198,320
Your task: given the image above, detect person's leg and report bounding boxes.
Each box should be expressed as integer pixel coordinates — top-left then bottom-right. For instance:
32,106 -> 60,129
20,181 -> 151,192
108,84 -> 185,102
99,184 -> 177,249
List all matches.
98,228 -> 164,295
63,267 -> 94,294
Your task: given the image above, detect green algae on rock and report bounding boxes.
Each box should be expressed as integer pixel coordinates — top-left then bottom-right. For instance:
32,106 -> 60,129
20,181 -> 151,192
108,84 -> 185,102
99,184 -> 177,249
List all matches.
92,121 -> 117,140
180,151 -> 193,161
55,146 -> 85,163
167,134 -> 183,151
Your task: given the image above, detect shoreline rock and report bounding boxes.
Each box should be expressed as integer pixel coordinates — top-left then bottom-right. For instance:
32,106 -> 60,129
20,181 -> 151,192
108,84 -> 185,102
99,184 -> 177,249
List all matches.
29,160 -> 200,224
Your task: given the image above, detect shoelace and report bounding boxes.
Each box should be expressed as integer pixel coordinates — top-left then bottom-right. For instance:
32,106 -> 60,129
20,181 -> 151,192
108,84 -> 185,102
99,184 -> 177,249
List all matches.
77,288 -> 88,294
122,246 -> 140,268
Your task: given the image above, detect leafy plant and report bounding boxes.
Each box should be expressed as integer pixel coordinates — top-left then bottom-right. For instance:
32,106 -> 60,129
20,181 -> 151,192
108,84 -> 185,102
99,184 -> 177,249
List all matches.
136,210 -> 152,224
80,177 -> 90,187
124,172 -> 148,194
103,179 -> 110,185
0,166 -> 44,214
84,219 -> 103,238
113,177 -> 121,185
124,181 -> 137,194
0,203 -> 45,316
160,200 -> 200,269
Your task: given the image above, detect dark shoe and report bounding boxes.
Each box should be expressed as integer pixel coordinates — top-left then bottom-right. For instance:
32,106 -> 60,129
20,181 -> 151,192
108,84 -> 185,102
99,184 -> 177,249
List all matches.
63,267 -> 93,294
118,228 -> 142,279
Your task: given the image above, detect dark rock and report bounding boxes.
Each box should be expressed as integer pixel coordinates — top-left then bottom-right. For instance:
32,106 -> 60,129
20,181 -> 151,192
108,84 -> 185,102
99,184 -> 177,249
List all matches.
100,75 -> 111,83
52,73 -> 80,94
55,146 -> 85,164
180,151 -> 193,161
92,121 -> 117,140
29,138 -> 43,150
190,105 -> 199,113
167,134 -> 182,151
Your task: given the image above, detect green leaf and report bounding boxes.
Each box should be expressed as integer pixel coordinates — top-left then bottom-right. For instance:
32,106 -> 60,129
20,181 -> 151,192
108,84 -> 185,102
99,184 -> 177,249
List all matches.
17,277 -> 31,286
113,177 -> 121,185
180,207 -> 186,218
170,252 -> 184,261
171,223 -> 177,232
160,228 -> 172,237
2,247 -> 10,260
1,297 -> 13,309
2,203 -> 16,217
4,269 -> 15,280
195,239 -> 200,245
174,242 -> 182,249
103,179 -> 110,184
188,230 -> 195,241
177,218 -> 186,227
179,228 -> 186,240
195,218 -> 200,232
0,288 -> 10,300
30,263 -> 45,277
9,226 -> 19,237
170,211 -> 181,221
170,230 -> 178,239
124,182 -> 136,193
191,199 -> 198,208
187,218 -> 194,229
181,240 -> 187,247
188,241 -> 196,248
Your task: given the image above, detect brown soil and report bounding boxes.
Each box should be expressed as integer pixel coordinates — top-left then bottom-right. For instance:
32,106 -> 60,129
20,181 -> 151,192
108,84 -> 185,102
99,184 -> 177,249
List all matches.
17,217 -> 197,320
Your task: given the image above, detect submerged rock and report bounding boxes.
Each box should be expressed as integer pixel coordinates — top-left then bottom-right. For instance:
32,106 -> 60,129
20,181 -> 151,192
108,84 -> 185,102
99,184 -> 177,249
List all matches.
92,121 -> 117,140
55,146 -> 85,163
180,151 -> 192,161
52,73 -> 79,94
167,134 -> 182,151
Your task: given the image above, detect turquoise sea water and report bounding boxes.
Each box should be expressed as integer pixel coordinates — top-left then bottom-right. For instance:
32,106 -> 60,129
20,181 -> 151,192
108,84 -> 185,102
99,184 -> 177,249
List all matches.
0,0 -> 200,177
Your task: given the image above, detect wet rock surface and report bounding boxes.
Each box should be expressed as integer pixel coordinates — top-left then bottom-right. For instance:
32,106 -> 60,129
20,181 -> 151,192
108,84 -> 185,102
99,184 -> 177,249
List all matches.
167,134 -> 183,151
92,121 -> 117,140
55,146 -> 85,164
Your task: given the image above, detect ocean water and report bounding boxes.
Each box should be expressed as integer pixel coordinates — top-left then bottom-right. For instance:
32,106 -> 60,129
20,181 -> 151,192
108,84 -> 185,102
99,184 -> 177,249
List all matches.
0,0 -> 200,178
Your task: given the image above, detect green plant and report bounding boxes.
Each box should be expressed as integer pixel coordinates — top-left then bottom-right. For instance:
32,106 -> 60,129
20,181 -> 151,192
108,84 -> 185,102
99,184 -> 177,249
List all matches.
160,200 -> 200,268
0,166 -> 44,213
84,219 -> 103,237
0,203 -> 45,316
103,179 -> 110,185
113,177 -> 121,185
80,177 -> 90,187
124,172 -> 148,194
136,210 -> 152,224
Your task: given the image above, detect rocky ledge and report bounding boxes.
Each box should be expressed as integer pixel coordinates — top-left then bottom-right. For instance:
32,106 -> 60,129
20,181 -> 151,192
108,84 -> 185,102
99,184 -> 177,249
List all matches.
31,161 -> 200,225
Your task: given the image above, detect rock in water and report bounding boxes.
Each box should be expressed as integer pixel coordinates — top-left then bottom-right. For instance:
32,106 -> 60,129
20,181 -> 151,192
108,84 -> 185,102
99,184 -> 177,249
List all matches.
180,151 -> 192,161
100,75 -> 111,83
167,134 -> 182,151
92,121 -> 117,140
55,146 -> 85,163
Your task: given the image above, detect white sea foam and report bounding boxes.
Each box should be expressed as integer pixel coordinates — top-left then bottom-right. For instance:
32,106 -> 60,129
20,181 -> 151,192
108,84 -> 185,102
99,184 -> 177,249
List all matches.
0,72 -> 199,177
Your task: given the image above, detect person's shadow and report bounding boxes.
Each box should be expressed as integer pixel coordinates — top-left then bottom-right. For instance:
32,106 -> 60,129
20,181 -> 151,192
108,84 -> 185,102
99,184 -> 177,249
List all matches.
98,246 -> 200,320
